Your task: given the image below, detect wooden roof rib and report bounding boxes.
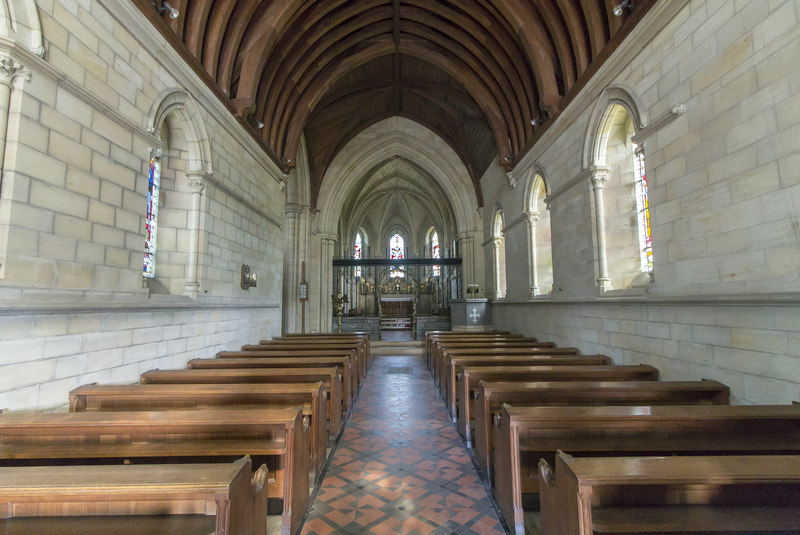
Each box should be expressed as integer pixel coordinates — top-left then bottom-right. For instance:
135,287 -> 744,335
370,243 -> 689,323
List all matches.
134,0 -> 652,207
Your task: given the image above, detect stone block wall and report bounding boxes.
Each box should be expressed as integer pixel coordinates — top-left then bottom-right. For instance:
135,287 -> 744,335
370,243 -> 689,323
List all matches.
484,0 -> 800,403
0,1 -> 284,410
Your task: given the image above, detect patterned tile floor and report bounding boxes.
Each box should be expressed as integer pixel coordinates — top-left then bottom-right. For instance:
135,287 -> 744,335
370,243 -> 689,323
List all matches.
299,354 -> 508,535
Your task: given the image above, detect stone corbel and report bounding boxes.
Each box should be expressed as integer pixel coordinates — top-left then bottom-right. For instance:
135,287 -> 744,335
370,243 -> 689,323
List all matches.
506,171 -> 516,189
631,104 -> 686,146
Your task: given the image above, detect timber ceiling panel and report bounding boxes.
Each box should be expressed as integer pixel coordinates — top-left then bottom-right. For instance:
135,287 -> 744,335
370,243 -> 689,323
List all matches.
134,0 -> 653,207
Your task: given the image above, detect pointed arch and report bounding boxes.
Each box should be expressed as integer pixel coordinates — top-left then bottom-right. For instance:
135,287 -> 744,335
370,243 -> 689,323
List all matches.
492,206 -> 507,299
523,165 -> 553,296
147,89 -> 213,174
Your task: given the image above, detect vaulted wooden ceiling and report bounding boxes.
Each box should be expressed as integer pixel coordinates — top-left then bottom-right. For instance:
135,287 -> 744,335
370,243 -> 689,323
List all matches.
134,0 -> 653,207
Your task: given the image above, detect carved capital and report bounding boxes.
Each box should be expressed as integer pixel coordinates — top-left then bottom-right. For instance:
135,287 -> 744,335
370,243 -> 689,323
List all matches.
188,178 -> 207,193
0,56 -> 31,87
523,211 -> 540,225
587,169 -> 609,190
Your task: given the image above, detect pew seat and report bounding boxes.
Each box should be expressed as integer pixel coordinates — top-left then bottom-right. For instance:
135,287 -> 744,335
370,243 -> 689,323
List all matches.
68,382 -> 327,479
539,452 -> 800,535
472,379 -> 730,481
493,404 -> 800,535
0,456 -> 267,535
140,367 -> 344,437
0,408 -> 309,535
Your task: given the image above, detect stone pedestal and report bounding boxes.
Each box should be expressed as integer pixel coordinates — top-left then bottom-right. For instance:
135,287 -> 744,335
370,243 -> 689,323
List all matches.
451,299 -> 492,330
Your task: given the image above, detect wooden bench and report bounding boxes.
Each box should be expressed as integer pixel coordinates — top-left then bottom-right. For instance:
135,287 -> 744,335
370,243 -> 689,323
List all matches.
189,355 -> 356,413
68,382 -> 328,479
443,351 -> 601,416
275,333 -> 371,367
0,456 -> 268,535
539,452 -> 800,535
0,408 -> 309,535
218,349 -> 362,402
472,379 -> 730,481
140,367 -> 344,437
454,363 -> 655,440
425,332 -> 516,368
246,340 -> 369,382
493,404 -> 800,535
432,340 -> 557,386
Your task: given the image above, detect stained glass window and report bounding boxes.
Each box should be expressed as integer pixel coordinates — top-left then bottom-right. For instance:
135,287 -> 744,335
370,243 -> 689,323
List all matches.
431,231 -> 440,276
353,232 -> 362,277
389,233 -> 404,277
633,147 -> 653,273
143,149 -> 161,278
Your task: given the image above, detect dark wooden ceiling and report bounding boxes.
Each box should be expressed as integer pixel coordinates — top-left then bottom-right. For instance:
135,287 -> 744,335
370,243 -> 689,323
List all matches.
134,0 -> 653,207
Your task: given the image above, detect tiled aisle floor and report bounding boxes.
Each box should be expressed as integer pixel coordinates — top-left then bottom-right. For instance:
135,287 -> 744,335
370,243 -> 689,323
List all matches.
299,354 -> 507,535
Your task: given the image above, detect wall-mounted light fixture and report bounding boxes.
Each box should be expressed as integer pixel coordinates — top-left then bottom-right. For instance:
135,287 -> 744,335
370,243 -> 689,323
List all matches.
154,1 -> 179,19
530,117 -> 542,126
613,0 -> 634,16
252,120 -> 264,129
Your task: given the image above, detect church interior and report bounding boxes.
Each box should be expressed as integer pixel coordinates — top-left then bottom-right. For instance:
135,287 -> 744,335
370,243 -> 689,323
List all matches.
0,0 -> 799,534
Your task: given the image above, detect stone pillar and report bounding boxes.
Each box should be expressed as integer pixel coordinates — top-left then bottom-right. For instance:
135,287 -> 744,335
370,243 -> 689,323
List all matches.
524,211 -> 540,298
317,233 -> 338,332
283,203 -> 303,333
457,231 -> 475,287
492,236 -> 506,299
184,172 -> 208,296
0,56 -> 30,188
588,167 -> 612,291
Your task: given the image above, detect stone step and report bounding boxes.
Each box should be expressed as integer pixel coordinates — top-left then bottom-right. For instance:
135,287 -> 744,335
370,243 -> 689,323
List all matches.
371,341 -> 424,357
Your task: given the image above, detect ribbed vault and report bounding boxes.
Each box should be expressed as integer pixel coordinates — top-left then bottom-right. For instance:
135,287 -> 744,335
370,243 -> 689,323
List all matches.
134,0 -> 654,207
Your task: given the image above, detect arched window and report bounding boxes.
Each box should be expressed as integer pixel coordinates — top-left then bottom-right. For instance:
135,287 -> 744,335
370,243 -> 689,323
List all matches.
353,232 -> 362,277
591,101 -> 653,289
527,173 -> 553,296
431,230 -> 441,276
633,147 -> 653,273
492,210 -> 506,298
143,149 -> 161,278
389,233 -> 404,277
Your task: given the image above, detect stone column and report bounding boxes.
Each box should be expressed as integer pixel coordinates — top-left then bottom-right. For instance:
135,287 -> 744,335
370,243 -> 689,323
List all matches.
0,56 -> 30,186
457,232 -> 475,287
588,167 -> 612,291
492,236 -> 506,299
317,233 -> 338,332
283,203 -> 303,333
184,172 -> 208,296
524,211 -> 540,298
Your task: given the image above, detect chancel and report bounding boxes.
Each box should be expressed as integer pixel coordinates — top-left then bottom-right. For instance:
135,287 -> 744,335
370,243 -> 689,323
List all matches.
0,1 -> 799,534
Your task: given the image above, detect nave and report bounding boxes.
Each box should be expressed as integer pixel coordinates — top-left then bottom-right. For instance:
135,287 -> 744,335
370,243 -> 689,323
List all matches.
300,351 -> 506,535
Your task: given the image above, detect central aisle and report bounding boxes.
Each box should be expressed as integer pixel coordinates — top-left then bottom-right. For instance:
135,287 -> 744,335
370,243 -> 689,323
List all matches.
300,354 -> 506,535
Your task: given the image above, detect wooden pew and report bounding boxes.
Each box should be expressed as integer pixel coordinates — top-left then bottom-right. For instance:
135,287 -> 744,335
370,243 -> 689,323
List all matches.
454,363 -> 655,438
443,351 -> 598,414
275,333 -> 371,367
189,356 -> 356,413
472,379 -> 730,481
245,340 -> 369,383
218,349 -> 362,400
140,367 -> 344,437
68,382 -> 328,479
539,452 -> 800,535
425,332 -> 516,368
0,456 -> 268,535
493,404 -> 800,535
432,340 -> 557,386
0,408 -> 309,535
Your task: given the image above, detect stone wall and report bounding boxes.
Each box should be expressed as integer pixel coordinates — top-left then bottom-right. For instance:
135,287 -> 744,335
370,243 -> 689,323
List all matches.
484,0 -> 800,403
0,1 -> 283,410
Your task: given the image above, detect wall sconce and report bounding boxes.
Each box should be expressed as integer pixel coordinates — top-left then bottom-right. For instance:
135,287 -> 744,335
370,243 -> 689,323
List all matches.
254,121 -> 264,129
613,0 -> 634,16
154,1 -> 180,19
241,264 -> 257,290
530,117 -> 542,126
